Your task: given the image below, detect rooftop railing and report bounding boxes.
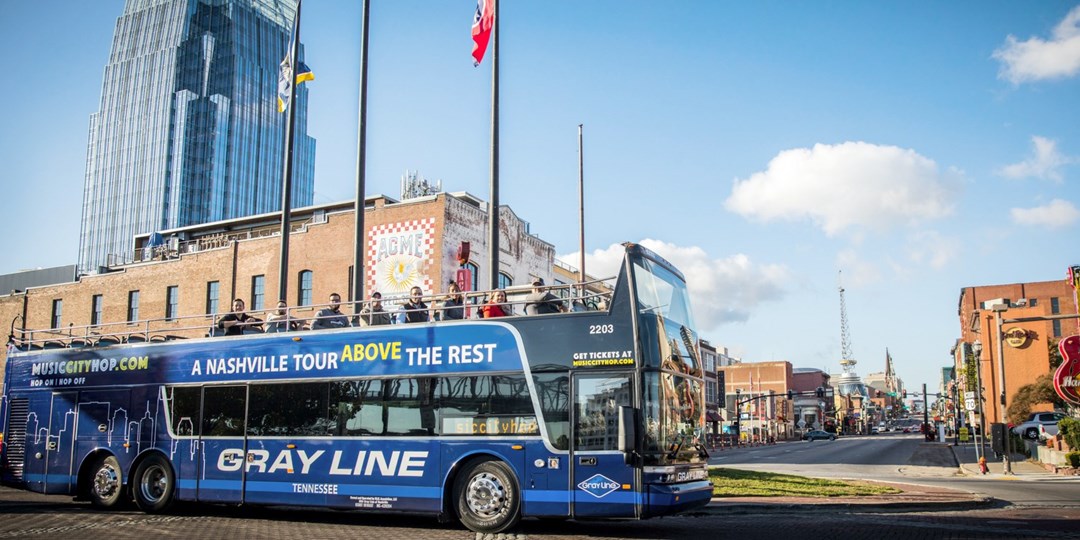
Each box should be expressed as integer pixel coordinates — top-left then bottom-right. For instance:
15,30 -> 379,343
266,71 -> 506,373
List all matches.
8,277 -> 615,352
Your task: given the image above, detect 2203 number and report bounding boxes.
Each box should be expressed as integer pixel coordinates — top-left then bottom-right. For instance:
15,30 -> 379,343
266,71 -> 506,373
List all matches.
589,324 -> 614,334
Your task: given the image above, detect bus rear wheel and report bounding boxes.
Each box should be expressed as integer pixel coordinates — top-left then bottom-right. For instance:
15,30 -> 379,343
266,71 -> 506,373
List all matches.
453,459 -> 521,533
87,454 -> 123,508
132,454 -> 175,513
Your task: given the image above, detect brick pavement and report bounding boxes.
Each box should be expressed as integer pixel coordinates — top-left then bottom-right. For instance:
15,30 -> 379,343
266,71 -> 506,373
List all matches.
4,485 -> 1080,539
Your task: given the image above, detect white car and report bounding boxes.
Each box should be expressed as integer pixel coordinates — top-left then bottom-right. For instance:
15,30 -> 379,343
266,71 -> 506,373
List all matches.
1012,412 -> 1067,440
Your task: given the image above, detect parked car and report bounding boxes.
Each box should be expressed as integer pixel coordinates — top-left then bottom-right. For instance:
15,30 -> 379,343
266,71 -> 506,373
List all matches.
1012,411 -> 1067,440
802,430 -> 837,441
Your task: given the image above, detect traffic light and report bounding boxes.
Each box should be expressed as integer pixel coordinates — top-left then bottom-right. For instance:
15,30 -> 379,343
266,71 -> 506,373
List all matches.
787,390 -> 794,400
990,423 -> 1006,454
902,390 -> 907,399
815,387 -> 825,398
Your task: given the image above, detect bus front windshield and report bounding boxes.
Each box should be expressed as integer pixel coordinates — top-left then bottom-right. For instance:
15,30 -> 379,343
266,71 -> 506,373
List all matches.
632,255 -> 706,466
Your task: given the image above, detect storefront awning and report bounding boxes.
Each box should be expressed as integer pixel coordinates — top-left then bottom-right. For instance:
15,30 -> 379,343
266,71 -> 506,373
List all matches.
706,411 -> 723,422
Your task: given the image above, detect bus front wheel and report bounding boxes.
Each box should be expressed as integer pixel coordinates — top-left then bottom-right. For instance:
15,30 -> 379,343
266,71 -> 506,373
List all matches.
453,459 -> 521,533
132,454 -> 175,513
86,454 -> 123,508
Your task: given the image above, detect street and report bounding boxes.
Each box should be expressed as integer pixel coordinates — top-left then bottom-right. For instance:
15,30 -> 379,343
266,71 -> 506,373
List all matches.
2,433 -> 1079,539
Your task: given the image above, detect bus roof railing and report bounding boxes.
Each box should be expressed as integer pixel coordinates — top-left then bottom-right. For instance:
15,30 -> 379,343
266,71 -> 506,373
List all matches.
8,276 -> 616,352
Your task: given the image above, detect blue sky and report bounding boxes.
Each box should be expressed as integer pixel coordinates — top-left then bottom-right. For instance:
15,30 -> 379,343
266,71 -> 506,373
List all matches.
2,1 -> 1079,391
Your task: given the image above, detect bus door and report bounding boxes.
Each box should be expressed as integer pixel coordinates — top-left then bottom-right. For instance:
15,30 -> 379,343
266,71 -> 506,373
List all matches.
44,391 -> 78,494
570,373 -> 638,518
197,385 -> 248,503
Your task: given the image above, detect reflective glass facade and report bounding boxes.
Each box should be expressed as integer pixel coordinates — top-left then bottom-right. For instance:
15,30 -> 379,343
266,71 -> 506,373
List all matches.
79,0 -> 315,273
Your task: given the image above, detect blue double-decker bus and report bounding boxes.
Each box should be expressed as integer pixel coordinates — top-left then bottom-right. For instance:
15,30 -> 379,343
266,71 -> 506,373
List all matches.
1,243 -> 710,533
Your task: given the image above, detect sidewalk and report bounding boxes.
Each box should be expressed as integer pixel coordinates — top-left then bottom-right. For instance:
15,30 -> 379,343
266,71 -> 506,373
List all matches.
951,440 -> 1058,478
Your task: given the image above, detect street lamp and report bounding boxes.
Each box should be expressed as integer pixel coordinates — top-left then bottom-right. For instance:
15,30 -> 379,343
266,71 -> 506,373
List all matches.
991,303 -> 1013,475
972,339 -> 987,461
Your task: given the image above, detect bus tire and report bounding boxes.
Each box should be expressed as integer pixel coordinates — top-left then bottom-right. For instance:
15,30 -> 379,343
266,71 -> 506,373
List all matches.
86,454 -> 123,509
132,453 -> 175,513
453,459 -> 521,534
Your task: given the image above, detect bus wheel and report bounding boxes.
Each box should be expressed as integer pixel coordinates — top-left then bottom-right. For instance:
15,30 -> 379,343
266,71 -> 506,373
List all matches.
132,454 -> 175,513
87,455 -> 123,508
453,459 -> 521,533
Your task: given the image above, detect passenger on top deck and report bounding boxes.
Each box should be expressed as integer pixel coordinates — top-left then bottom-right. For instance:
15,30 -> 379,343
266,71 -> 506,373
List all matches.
265,300 -> 298,332
311,293 -> 350,330
402,286 -> 430,323
524,277 -> 564,315
482,290 -> 510,318
439,281 -> 465,321
216,298 -> 262,336
356,291 -> 392,326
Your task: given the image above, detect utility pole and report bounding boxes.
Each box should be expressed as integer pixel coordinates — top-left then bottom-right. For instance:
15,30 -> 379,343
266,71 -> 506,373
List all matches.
992,304 -> 1013,475
922,382 -> 929,439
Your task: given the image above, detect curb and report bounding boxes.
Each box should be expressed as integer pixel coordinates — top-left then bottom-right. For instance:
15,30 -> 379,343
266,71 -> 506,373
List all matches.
696,496 -> 995,515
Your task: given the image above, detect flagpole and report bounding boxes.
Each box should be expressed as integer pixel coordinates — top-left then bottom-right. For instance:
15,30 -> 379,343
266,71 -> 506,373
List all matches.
278,0 -> 302,304
487,0 -> 500,290
351,0 -> 370,313
577,124 -> 585,296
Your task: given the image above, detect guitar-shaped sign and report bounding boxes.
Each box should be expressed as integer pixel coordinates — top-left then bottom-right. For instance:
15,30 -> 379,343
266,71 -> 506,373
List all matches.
1052,265 -> 1080,406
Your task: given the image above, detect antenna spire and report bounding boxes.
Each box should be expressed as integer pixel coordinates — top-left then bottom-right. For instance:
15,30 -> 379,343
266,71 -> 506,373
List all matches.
839,270 -> 856,373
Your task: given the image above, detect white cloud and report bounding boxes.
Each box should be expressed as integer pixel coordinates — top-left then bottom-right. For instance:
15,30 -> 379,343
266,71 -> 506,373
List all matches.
905,230 -> 958,269
724,142 -> 959,236
999,135 -> 1072,182
836,250 -> 882,288
993,6 -> 1080,84
560,239 -> 790,332
1010,199 -> 1080,228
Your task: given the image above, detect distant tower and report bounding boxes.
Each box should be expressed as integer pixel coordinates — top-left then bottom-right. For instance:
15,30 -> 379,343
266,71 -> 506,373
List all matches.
400,170 -> 442,200
836,271 -> 868,398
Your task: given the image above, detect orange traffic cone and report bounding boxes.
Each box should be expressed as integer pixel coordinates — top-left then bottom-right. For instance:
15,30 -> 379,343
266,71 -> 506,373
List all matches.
978,456 -> 988,475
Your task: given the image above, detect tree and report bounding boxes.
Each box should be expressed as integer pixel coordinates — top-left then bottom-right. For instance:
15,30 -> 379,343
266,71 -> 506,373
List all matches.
1049,338 -> 1063,371
1007,372 -> 1065,425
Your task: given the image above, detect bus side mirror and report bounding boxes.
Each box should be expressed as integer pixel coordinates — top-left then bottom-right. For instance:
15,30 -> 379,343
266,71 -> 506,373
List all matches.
618,406 -> 636,458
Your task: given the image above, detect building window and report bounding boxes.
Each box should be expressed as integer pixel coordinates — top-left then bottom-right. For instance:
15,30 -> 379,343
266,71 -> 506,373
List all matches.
91,295 -> 103,327
347,266 -> 354,303
252,275 -> 265,311
1053,319 -> 1062,338
299,270 -> 313,306
51,299 -> 63,329
1051,297 -> 1060,314
128,291 -> 139,322
206,281 -> 220,315
498,272 -> 513,290
1028,298 -> 1037,307
165,286 -> 179,321
465,262 -> 480,291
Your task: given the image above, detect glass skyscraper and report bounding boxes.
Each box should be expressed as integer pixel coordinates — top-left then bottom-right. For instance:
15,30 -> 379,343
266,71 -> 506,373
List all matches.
79,0 -> 315,273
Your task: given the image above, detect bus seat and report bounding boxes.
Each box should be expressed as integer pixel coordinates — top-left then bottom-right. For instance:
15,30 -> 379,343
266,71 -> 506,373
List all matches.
96,336 -> 122,347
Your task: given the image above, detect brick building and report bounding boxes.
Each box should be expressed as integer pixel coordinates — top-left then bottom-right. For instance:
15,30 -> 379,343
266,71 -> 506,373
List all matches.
0,192 -> 557,384
720,361 -> 794,441
955,279 -> 1078,425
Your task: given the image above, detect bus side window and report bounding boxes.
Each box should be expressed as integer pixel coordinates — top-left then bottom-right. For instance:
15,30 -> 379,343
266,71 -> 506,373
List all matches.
170,386 -> 201,436
202,386 -> 246,437
247,382 -> 330,437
